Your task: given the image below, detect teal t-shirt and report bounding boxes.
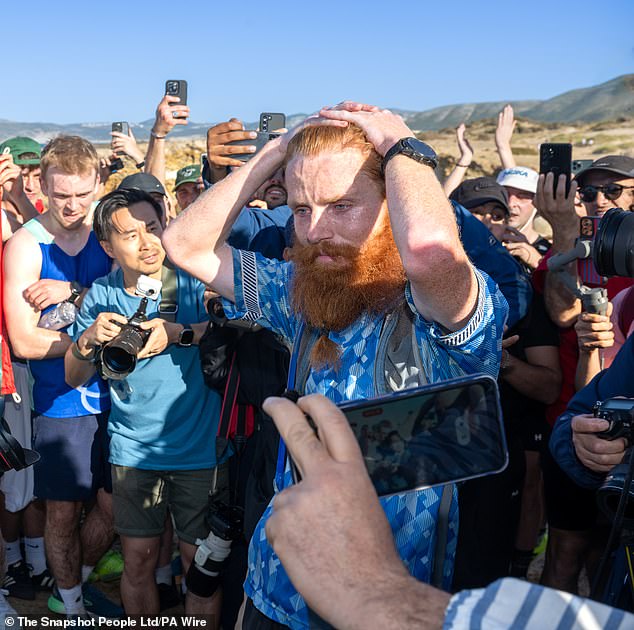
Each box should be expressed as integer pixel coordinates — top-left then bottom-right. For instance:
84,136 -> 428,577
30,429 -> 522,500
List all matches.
71,267 -> 220,470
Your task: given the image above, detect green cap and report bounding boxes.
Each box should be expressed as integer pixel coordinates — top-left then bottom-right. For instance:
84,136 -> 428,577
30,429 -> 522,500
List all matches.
174,164 -> 201,190
0,137 -> 41,165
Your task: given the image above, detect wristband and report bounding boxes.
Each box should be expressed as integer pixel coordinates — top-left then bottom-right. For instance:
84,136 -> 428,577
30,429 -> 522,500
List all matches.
150,131 -> 166,140
71,341 -> 96,362
136,161 -> 145,170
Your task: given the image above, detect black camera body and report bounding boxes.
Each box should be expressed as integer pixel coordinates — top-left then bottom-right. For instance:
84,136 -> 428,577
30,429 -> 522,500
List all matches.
206,497 -> 244,542
99,299 -> 151,380
594,398 -> 634,443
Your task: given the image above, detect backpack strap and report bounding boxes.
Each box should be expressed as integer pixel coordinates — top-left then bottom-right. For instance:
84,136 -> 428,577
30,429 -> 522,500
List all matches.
216,353 -> 241,461
158,262 -> 178,322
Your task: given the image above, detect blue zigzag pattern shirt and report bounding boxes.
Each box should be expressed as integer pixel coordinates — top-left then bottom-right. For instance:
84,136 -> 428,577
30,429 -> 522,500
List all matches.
222,249 -> 508,629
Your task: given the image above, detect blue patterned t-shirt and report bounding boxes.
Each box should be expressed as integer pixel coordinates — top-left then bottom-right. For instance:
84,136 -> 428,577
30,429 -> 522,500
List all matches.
222,249 -> 508,629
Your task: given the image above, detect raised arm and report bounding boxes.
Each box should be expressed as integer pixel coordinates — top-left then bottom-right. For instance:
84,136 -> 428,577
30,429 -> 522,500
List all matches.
319,106 -> 477,331
495,104 -> 517,170
162,137 -> 287,301
442,123 -> 473,197
3,229 -> 71,359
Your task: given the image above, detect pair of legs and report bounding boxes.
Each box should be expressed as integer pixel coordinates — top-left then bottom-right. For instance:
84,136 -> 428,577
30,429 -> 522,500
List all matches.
45,489 -> 113,589
121,535 -> 220,616
113,465 -> 227,625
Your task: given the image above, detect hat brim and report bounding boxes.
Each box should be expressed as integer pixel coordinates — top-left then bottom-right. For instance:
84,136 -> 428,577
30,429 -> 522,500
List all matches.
575,166 -> 634,186
462,196 -> 511,216
14,158 -> 40,166
174,178 -> 199,190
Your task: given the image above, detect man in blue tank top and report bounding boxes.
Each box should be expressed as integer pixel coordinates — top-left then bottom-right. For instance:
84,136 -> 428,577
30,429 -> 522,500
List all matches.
3,136 -> 118,617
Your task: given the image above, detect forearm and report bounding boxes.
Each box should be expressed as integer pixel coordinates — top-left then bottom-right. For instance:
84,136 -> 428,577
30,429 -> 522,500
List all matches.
442,165 -> 469,197
501,356 -> 561,404
496,141 -> 516,170
145,134 -> 166,184
386,156 -> 476,327
544,271 -> 581,328
11,329 -> 72,361
163,140 -> 284,273
64,340 -> 97,388
10,191 -> 38,223
575,351 -> 603,391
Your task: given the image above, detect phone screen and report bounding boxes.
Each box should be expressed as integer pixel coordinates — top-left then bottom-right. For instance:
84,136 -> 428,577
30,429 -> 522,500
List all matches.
337,375 -> 508,497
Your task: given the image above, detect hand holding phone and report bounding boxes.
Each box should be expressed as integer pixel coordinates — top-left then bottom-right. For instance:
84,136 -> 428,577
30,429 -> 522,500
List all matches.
111,122 -> 129,156
206,119 -> 258,169
165,80 -> 188,119
154,83 -> 190,136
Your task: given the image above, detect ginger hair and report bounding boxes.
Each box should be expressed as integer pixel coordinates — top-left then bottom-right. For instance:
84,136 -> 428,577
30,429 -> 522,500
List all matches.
40,135 -> 99,180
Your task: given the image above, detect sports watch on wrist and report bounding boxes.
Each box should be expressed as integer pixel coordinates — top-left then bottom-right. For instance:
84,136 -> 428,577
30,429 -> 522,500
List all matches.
381,138 -> 438,174
178,326 -> 194,347
68,281 -> 83,305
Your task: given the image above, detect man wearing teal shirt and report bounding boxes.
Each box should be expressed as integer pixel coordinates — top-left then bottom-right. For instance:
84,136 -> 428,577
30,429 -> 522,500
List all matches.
65,188 -> 222,617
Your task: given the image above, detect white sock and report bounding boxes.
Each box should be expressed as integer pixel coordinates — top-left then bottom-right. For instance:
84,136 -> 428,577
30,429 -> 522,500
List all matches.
81,565 -> 94,584
24,537 -> 47,575
5,541 -> 22,566
155,564 -> 172,586
58,584 -> 85,615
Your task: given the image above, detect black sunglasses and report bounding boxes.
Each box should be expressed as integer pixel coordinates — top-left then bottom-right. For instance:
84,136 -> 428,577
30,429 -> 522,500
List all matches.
579,184 -> 634,203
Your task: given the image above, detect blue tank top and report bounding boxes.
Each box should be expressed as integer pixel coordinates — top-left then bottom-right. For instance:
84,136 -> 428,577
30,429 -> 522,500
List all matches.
25,220 -> 111,417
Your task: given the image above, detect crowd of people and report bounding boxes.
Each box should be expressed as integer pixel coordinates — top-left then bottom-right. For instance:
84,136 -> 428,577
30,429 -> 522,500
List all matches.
0,87 -> 633,629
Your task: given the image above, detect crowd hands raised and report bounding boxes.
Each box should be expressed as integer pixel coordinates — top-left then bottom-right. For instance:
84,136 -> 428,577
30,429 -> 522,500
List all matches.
0,85 -> 633,630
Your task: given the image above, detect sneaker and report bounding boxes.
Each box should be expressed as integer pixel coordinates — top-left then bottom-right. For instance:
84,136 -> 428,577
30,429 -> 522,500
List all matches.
90,550 -> 124,583
82,584 -> 123,618
2,560 -> 35,600
158,582 -> 181,611
47,586 -> 66,615
31,568 -> 55,591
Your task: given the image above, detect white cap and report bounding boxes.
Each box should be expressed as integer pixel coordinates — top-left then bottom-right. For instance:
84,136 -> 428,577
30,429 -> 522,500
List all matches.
496,167 -> 538,194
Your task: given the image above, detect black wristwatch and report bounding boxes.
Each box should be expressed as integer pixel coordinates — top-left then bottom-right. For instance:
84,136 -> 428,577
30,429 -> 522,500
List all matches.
381,138 -> 438,174
178,326 -> 194,347
68,281 -> 83,305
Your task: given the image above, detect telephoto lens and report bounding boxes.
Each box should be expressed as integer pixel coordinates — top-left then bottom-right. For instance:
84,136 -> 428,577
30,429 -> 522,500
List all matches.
597,447 -> 634,527
592,208 -> 634,278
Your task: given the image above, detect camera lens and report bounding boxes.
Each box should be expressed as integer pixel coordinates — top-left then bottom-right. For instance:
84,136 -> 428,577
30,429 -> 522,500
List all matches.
593,208 -> 634,278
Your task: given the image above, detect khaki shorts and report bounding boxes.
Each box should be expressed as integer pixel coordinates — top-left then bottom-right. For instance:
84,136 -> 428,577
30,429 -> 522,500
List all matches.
111,464 -> 229,544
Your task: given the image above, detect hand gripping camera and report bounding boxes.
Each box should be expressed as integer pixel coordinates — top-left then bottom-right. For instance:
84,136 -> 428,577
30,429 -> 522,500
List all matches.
595,398 -> 634,526
98,276 -> 162,380
185,493 -> 244,598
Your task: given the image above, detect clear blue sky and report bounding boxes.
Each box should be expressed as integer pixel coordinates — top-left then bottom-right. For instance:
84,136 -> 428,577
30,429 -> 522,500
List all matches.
5,0 -> 633,124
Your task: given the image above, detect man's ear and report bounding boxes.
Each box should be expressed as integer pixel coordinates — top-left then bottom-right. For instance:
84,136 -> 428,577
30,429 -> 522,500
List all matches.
40,174 -> 48,197
100,240 -> 114,258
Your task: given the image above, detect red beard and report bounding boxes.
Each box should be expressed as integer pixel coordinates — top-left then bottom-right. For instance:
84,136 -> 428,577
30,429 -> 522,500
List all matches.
289,220 -> 406,368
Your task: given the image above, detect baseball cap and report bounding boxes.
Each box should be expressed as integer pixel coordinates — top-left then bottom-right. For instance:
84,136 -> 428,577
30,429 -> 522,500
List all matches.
118,173 -> 166,196
450,177 -> 510,215
0,136 -> 41,165
575,155 -> 634,187
496,167 -> 538,194
174,164 -> 201,190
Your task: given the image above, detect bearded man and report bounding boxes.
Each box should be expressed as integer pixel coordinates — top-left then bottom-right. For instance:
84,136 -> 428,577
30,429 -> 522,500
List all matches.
163,102 -> 507,629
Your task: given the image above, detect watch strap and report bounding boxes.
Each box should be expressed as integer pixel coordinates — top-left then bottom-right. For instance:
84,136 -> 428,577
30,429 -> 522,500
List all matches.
381,138 -> 437,174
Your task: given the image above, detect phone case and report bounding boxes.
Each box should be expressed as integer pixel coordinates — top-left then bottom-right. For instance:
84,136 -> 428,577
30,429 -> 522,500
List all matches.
540,143 -> 572,196
260,113 -> 286,133
165,80 -> 188,106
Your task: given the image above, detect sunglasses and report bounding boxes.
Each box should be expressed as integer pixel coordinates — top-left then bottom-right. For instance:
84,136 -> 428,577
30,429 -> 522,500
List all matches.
579,184 -> 634,203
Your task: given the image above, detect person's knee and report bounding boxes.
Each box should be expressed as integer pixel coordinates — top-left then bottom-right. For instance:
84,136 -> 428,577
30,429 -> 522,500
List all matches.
122,538 -> 159,582
46,501 -> 81,532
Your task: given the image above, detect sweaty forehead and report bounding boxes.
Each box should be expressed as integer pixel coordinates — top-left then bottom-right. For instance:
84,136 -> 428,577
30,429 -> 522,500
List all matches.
286,149 -> 371,206
45,167 -> 97,193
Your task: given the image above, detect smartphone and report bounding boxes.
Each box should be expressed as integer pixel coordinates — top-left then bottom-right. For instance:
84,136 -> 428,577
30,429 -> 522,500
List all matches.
259,113 -> 286,133
165,80 -> 188,118
290,375 -> 508,498
201,153 -> 212,185
540,143 -> 572,197
226,131 -> 280,163
111,122 -> 129,156
572,159 -> 593,176
109,157 -> 124,174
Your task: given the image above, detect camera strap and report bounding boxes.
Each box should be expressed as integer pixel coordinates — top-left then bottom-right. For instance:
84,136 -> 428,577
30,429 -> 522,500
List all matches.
158,262 -> 178,322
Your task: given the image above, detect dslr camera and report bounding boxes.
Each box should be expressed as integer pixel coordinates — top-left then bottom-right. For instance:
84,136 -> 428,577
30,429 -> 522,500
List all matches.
185,492 -> 244,598
98,276 -> 162,380
595,398 -> 634,526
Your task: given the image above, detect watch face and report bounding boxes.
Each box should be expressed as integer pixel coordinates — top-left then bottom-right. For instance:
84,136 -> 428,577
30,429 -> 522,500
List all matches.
179,328 -> 194,346
403,138 -> 437,161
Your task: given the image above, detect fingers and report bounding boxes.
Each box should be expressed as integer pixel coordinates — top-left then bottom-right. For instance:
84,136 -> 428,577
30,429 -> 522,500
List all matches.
571,414 -> 610,434
501,334 -> 520,349
297,394 -> 363,464
262,396 -> 329,477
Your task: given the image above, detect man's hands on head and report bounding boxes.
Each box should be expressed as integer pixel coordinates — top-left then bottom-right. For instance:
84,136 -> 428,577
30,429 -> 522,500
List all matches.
572,414 -> 628,473
153,94 -> 190,137
318,102 -> 413,157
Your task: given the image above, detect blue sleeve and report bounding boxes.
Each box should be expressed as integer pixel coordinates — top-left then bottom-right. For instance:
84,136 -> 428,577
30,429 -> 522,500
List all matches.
68,281 -> 106,341
550,333 -> 634,488
228,205 -> 292,259
453,201 -> 532,327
